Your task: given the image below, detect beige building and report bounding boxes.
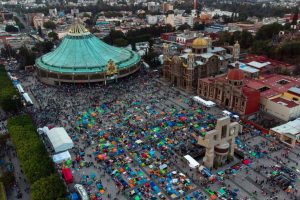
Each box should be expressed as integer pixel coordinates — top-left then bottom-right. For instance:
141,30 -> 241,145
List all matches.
194,117 -> 241,169
258,86 -> 300,122
270,118 -> 300,147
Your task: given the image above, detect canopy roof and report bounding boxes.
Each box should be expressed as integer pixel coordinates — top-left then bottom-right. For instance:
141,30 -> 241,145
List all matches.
46,127 -> 74,153
36,23 -> 140,74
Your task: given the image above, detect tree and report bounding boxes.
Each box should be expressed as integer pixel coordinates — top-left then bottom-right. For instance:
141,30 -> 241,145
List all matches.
0,65 -> 21,112
82,12 -> 91,17
43,20 -> 56,30
193,22 -> 205,31
113,38 -> 128,47
32,41 -> 54,54
255,23 -> 283,41
177,23 -> 191,31
31,174 -> 66,200
292,8 -> 299,25
1,44 -> 16,58
17,46 -> 36,69
5,25 -> 19,33
13,16 -> 25,30
240,30 -> 253,49
103,30 -> 125,45
84,18 -> 94,26
37,26 -> 43,37
131,41 -> 136,51
48,31 -> 59,41
0,172 -> 15,190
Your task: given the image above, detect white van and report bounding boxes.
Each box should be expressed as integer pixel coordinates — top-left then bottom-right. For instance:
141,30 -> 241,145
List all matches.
74,184 -> 89,200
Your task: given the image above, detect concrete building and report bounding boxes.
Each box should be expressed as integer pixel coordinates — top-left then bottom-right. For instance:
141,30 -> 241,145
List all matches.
245,75 -> 300,117
258,87 -> 300,122
49,8 -> 58,17
146,15 -> 158,25
195,117 -> 241,169
35,22 -> 140,85
270,118 -> 300,148
162,3 -> 173,13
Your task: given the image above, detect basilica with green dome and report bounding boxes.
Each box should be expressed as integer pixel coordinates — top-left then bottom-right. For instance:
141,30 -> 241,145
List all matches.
35,22 -> 140,85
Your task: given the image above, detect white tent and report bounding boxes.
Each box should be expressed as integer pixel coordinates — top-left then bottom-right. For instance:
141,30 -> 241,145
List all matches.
16,84 -> 24,93
46,127 -> 74,153
184,155 -> 200,169
52,151 -> 71,164
192,96 -> 216,107
22,93 -> 33,105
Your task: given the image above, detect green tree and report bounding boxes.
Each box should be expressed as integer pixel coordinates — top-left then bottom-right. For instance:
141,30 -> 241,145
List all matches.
43,20 -> 56,30
0,172 -> 15,190
177,23 -> 191,31
240,30 -> 253,49
113,38 -> 128,47
5,25 -> 19,33
251,40 -> 271,55
0,65 -> 21,112
31,174 -> 66,200
17,46 -> 36,69
48,31 -> 59,41
103,30 -> 125,45
82,12 -> 91,17
13,16 -> 25,30
292,8 -> 299,25
131,41 -> 136,51
37,26 -> 43,37
193,22 -> 205,31
255,23 -> 283,41
32,41 -> 54,54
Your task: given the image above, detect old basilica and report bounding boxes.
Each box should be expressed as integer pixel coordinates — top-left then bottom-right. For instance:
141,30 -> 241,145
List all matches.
162,37 -> 240,92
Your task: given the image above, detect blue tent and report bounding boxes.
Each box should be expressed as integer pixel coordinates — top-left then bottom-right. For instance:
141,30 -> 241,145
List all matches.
70,193 -> 79,200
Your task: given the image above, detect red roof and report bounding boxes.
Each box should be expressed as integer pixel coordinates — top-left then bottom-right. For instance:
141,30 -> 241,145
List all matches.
271,97 -> 299,108
242,54 -> 293,69
227,69 -> 244,81
62,168 -> 73,184
245,74 -> 300,98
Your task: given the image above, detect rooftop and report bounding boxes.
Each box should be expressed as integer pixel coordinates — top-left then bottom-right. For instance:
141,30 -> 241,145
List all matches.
245,74 -> 300,98
288,87 -> 300,96
271,118 -> 300,137
271,97 -> 299,108
231,62 -> 260,74
36,22 -> 140,74
247,61 -> 271,69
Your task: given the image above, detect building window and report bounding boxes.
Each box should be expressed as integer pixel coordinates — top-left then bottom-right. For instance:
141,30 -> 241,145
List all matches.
214,134 -> 217,141
277,79 -> 289,85
221,125 -> 227,139
258,86 -> 270,92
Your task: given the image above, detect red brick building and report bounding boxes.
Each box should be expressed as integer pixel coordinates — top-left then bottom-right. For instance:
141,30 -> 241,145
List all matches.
198,69 -> 260,115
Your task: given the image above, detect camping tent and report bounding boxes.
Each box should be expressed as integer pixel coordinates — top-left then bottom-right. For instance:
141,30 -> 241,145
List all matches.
22,93 -> 33,105
62,168 -> 73,184
184,155 -> 200,169
46,127 -> 74,153
16,84 -> 24,93
52,151 -> 71,163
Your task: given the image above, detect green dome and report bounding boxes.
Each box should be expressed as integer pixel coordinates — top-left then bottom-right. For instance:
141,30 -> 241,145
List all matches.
36,23 -> 140,74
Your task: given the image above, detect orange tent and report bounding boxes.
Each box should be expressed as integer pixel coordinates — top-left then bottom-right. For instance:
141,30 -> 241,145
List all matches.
119,168 -> 125,173
210,194 -> 217,200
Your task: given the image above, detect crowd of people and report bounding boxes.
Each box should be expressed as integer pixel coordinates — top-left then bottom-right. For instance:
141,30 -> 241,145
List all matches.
2,67 -> 297,200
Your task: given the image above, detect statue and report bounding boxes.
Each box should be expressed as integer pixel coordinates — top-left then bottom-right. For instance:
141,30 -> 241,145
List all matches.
106,59 -> 118,76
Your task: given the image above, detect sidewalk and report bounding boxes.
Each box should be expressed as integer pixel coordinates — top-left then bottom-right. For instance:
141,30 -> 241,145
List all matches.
5,140 -> 30,200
